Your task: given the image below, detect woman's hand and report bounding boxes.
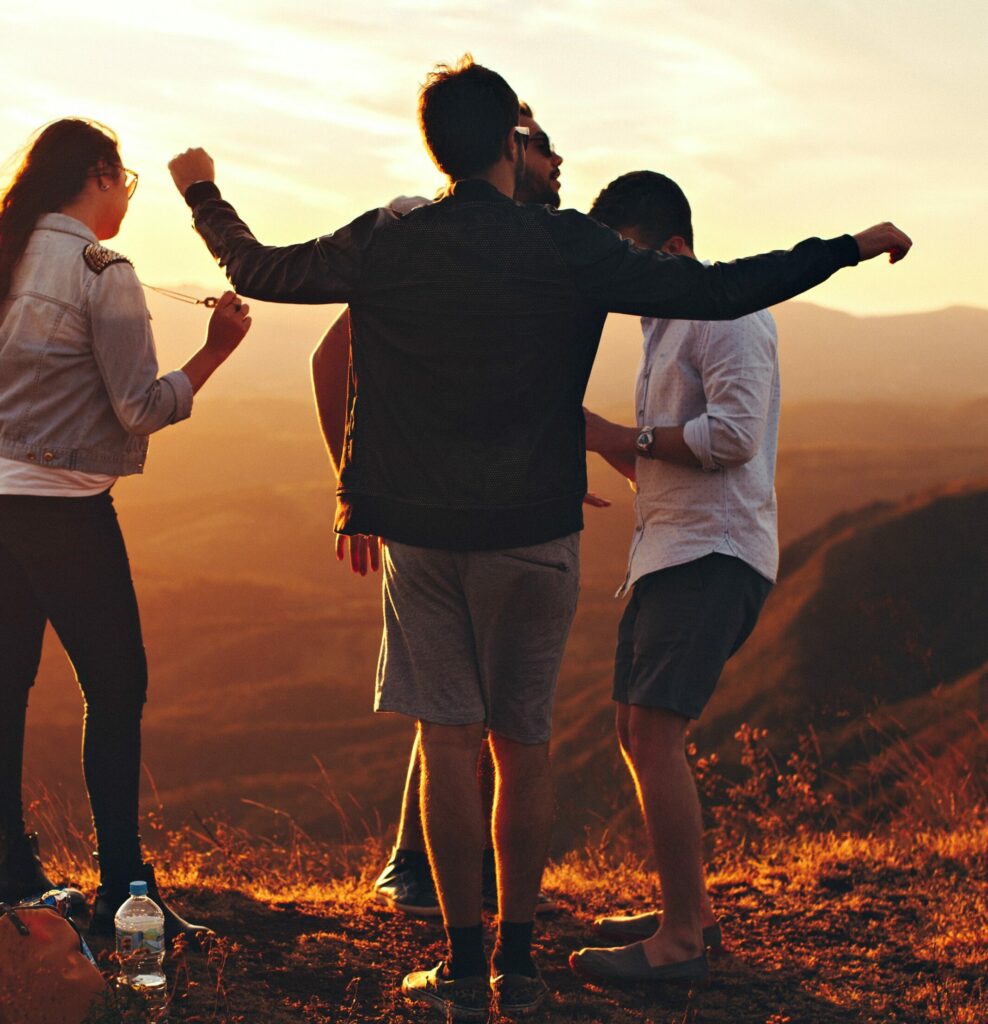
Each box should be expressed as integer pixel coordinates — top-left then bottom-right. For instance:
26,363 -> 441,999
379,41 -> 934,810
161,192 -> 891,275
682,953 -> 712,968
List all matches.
205,291 -> 251,355
181,292 -> 251,394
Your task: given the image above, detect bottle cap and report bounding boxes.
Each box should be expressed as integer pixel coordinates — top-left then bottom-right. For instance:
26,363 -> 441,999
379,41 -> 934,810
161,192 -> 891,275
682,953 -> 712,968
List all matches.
129,880 -> 149,896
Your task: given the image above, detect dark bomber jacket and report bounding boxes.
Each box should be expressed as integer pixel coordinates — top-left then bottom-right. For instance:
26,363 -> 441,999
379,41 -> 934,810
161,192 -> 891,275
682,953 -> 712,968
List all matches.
186,179 -> 859,550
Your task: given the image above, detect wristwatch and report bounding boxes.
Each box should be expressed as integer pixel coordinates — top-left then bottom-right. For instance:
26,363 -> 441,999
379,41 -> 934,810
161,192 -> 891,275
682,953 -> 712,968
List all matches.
635,426 -> 655,458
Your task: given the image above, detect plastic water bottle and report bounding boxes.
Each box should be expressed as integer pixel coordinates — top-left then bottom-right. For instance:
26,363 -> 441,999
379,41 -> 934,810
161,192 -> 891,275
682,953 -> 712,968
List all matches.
115,880 -> 166,1014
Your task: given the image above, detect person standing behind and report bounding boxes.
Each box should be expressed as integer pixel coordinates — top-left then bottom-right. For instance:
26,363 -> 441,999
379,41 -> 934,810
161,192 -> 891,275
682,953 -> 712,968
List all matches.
312,100 -> 566,920
0,118 -> 250,944
571,171 -> 783,985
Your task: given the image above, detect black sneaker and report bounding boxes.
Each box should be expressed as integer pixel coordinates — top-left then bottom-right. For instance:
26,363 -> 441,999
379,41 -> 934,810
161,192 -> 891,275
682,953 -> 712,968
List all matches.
481,848 -> 559,916
491,970 -> 549,1017
402,961 -> 489,1021
0,832 -> 55,904
373,849 -> 441,917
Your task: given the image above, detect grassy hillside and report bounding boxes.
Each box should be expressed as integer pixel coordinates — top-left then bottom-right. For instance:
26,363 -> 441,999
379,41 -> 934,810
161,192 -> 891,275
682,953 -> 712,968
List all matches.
45,735 -> 987,1024
21,394 -> 988,846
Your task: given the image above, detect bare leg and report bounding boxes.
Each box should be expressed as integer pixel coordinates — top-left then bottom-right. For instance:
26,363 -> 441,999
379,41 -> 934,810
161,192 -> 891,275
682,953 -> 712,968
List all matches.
621,704 -> 712,964
487,732 -> 553,923
418,720 -> 487,928
395,733 -> 426,853
478,737 -> 496,839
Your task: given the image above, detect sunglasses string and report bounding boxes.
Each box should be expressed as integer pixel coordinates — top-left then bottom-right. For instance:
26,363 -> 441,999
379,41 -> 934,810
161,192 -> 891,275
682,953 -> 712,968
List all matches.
141,283 -> 218,308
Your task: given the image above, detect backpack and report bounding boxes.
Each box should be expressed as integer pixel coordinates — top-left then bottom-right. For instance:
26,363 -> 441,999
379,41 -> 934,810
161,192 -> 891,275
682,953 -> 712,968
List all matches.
0,890 -> 109,1024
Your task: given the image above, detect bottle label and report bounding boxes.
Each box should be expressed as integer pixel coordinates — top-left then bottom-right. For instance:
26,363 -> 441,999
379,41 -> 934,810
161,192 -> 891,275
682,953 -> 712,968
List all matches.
119,928 -> 164,954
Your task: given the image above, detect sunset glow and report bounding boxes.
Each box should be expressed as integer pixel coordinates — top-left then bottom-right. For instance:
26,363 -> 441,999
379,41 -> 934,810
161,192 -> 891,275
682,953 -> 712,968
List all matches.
2,0 -> 985,316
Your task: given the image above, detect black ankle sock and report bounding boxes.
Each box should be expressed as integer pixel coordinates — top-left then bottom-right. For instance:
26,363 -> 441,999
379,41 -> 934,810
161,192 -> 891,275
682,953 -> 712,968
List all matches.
492,920 -> 536,978
395,848 -> 432,884
446,923 -> 486,979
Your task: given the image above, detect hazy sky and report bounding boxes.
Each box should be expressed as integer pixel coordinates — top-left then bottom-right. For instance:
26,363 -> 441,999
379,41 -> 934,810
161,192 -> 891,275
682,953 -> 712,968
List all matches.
2,1 -> 985,315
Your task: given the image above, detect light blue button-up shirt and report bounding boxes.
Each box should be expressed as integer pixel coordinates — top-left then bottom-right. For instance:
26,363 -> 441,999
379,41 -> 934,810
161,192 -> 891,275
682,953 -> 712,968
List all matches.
618,304 -> 780,597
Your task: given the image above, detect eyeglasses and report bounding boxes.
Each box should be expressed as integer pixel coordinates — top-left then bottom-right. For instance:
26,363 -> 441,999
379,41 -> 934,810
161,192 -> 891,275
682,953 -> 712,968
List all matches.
529,133 -> 557,159
120,167 -> 139,198
514,125 -> 530,150
88,164 -> 139,198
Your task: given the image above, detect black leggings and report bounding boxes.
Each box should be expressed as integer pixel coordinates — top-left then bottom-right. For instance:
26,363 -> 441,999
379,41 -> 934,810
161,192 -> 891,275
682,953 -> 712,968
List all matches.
0,490 -> 146,879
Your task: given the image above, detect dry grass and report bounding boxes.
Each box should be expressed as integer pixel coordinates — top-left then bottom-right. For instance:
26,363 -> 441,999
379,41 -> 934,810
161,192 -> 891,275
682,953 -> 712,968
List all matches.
28,728 -> 985,1023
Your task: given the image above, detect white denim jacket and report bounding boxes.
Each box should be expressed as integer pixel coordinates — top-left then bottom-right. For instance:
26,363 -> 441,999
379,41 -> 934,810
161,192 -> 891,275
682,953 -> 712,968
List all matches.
0,213 -> 192,475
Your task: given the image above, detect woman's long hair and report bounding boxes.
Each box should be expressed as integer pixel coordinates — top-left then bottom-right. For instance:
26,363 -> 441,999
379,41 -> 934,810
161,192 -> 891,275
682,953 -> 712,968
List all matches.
0,118 -> 120,302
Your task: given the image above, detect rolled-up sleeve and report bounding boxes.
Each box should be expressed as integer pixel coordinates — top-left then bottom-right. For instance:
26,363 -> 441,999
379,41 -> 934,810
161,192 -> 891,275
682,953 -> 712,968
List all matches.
87,264 -> 193,435
682,316 -> 777,471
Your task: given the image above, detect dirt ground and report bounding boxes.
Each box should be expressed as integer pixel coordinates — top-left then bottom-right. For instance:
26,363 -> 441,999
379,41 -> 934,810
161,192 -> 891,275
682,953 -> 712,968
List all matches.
77,823 -> 987,1024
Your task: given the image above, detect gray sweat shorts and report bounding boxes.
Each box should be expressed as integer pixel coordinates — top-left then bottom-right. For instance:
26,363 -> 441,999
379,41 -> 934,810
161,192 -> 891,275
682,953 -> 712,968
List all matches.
374,534 -> 580,744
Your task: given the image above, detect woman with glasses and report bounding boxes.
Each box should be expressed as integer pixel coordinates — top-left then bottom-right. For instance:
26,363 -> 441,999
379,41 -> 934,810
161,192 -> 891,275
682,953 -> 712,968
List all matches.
0,118 -> 250,943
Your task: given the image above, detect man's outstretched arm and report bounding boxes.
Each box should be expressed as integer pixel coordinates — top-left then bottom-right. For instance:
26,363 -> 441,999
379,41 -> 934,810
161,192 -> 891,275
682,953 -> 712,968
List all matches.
559,212 -> 912,321
169,148 -> 375,305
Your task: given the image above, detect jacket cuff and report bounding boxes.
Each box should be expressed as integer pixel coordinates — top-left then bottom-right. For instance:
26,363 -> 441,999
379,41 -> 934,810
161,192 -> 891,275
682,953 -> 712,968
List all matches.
184,181 -> 222,209
162,370 -> 194,422
826,234 -> 860,268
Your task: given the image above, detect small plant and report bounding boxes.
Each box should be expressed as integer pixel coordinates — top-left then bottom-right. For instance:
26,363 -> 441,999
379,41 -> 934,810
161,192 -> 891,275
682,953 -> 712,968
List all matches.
692,724 -> 839,857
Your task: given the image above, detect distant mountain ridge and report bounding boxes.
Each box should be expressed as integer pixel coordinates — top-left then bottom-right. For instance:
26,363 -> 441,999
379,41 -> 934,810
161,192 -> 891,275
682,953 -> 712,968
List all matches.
585,302 -> 988,415
144,290 -> 988,410
550,479 -> 988,842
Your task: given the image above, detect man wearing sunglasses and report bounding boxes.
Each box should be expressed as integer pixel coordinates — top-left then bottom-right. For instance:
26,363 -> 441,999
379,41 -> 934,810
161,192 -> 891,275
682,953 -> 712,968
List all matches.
169,54 -> 910,1020
309,99 -> 567,931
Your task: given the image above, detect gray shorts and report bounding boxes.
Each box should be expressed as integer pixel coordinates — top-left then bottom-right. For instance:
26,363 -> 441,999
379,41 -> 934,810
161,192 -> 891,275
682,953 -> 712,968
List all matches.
375,534 -> 580,744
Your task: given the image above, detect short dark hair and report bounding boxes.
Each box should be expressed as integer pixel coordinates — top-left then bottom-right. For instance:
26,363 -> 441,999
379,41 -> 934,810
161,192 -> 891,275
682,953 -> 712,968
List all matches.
418,54 -> 519,180
589,171 -> 694,250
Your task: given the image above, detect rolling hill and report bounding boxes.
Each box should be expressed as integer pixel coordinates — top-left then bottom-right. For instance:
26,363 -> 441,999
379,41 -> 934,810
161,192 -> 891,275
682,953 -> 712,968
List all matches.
17,300 -> 988,848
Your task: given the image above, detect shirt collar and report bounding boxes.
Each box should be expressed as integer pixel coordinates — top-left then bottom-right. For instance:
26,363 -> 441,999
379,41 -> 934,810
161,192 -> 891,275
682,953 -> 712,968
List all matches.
448,178 -> 515,204
35,213 -> 98,243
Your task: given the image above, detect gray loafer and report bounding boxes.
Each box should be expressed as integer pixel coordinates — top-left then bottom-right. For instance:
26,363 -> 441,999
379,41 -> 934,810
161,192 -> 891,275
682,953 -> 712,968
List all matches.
570,941 -> 709,986
593,911 -> 724,952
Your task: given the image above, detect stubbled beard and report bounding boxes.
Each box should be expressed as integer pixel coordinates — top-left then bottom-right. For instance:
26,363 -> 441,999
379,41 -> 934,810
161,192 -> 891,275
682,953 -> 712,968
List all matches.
517,175 -> 560,207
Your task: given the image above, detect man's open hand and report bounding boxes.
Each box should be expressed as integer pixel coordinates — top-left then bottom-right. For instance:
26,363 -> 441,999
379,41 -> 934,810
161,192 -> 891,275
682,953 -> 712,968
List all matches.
168,148 -> 215,197
853,223 -> 912,264
336,533 -> 381,576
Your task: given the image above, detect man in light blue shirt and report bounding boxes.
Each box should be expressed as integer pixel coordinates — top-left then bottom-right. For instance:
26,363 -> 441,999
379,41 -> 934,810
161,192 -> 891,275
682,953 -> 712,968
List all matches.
572,171 -> 780,986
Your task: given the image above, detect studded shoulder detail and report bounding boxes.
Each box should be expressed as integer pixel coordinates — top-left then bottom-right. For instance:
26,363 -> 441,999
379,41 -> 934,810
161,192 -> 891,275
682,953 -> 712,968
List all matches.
82,243 -> 132,274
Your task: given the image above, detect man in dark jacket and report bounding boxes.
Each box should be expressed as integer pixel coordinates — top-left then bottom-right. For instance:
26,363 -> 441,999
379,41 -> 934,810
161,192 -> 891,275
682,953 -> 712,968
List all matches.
168,54 -> 910,1020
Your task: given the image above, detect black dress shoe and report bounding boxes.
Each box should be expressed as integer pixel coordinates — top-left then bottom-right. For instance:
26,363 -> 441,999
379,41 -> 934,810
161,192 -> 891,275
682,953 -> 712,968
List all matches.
89,861 -> 213,948
0,832 -> 56,904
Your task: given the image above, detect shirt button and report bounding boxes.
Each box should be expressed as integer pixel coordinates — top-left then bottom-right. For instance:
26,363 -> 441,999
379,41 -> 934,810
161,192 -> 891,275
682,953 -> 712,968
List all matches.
26,452 -> 36,461
42,451 -> 55,462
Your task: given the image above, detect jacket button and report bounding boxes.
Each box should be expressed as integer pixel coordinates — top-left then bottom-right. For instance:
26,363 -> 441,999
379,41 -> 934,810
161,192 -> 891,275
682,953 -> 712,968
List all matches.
42,451 -> 55,462
26,452 -> 36,461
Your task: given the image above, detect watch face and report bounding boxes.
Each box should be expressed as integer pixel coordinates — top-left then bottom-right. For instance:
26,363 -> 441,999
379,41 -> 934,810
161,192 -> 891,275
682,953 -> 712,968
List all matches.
636,429 -> 652,454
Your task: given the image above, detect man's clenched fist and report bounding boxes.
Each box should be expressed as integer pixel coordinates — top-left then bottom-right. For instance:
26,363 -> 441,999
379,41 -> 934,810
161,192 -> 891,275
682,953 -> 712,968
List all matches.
168,147 -> 215,197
